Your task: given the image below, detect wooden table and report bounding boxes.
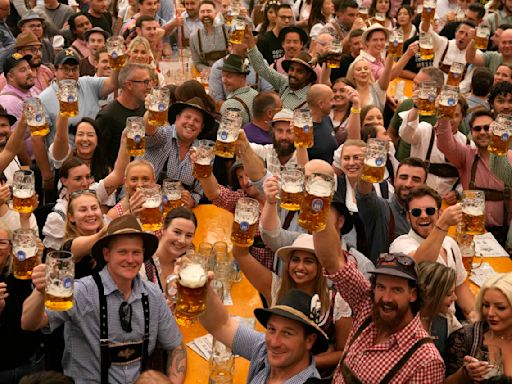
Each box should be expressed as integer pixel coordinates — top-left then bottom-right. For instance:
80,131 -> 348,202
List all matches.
467,257 -> 512,296
182,204 -> 263,383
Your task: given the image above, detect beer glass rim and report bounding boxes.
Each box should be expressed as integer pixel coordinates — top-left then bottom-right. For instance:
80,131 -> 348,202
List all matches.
140,184 -> 162,192
13,228 -> 37,236
107,35 -> 124,43
462,190 -> 485,199
238,197 -> 260,206
198,139 -> 215,146
59,79 -> 77,86
126,116 -> 144,123
151,87 -> 170,96
46,250 -> 73,260
420,80 -> 437,88
14,169 -> 34,177
163,178 -> 181,185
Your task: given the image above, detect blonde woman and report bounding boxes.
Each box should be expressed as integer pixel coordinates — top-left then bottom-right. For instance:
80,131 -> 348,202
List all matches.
126,36 -> 165,85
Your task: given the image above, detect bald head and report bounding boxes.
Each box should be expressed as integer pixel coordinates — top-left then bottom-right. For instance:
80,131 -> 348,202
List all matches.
0,0 -> 9,19
315,33 -> 334,55
500,30 -> 512,57
307,84 -> 333,105
307,84 -> 334,117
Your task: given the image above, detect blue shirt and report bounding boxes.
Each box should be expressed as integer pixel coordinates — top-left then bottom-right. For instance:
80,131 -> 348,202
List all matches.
0,21 -> 15,72
232,324 -> 320,383
46,267 -> 182,384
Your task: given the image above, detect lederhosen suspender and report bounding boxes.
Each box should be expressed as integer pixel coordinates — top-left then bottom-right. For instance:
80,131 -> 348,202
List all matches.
469,155 -> 511,225
340,316 -> 433,383
92,273 -> 150,384
231,96 -> 251,119
425,129 -> 461,188
281,85 -> 308,110
198,27 -> 229,64
439,42 -> 469,78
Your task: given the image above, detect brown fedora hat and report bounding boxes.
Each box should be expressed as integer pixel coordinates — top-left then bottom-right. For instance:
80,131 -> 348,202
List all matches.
282,51 -> 317,83
91,215 -> 159,265
15,31 -> 41,49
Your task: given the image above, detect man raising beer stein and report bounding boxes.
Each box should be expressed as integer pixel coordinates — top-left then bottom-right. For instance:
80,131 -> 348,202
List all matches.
20,215 -> 187,384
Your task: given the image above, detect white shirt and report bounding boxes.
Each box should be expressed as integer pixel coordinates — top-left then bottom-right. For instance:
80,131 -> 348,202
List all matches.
249,143 -> 298,174
398,109 -> 473,197
0,208 -> 37,231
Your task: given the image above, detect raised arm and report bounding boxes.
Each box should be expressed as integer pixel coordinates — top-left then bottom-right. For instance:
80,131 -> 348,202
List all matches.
232,245 -> 272,303
100,68 -> 120,99
0,113 -> 28,173
435,117 -> 468,169
102,129 -> 130,194
259,175 -> 282,232
465,29 -> 485,66
21,264 -> 49,331
388,42 -> 419,80
190,149 -> 221,201
51,113 -> 70,162
236,131 -> 266,182
68,226 -> 108,263
312,210 -> 345,274
377,54 -> 395,92
345,87 -> 361,140
398,100 -> 422,145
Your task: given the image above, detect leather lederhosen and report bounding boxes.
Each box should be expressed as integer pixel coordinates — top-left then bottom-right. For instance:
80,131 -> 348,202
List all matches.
92,273 -> 150,384
425,129 -> 462,187
340,317 -> 433,383
438,42 -> 469,79
198,27 -> 229,64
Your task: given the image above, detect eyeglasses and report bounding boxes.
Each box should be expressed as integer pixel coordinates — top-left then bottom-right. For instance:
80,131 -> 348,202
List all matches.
378,253 -> 415,266
128,79 -> 151,86
409,207 -> 438,217
59,66 -> 79,74
472,125 -> 490,132
119,302 -> 132,332
22,47 -> 41,54
70,189 -> 97,200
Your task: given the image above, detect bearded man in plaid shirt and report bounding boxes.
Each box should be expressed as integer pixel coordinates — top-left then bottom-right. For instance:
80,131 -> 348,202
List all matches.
310,173 -> 445,383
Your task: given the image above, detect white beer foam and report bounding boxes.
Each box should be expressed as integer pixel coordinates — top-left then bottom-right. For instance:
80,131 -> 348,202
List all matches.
179,264 -> 207,288
143,199 -> 161,209
462,206 -> 484,216
307,179 -> 332,197
13,189 -> 34,199
282,184 -> 303,193
196,158 -> 211,165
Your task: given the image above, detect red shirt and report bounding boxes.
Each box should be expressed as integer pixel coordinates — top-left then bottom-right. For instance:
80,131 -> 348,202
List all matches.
326,261 -> 445,383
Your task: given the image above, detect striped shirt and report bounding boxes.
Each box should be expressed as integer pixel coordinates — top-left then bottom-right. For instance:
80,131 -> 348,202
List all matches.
144,124 -> 203,204
220,86 -> 258,126
232,324 -> 321,383
247,47 -> 311,111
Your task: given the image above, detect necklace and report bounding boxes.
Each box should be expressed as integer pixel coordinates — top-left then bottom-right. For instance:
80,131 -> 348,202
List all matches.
490,330 -> 512,342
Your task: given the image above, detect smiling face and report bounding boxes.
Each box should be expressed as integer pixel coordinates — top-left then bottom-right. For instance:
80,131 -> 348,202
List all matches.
287,63 -> 311,91
125,164 -> 155,196
365,31 -> 386,57
235,167 -> 259,198
442,284 -> 457,314
363,107 -> 384,126
352,59 -> 371,84
199,3 -> 216,25
282,32 -> 303,58
175,107 -> 204,143
221,71 -> 246,93
162,217 -> 196,258
332,81 -> 347,109
104,236 -> 145,284
69,193 -> 102,235
272,120 -> 295,157
493,93 -> 512,116
407,195 -> 440,239
499,30 -> 512,57
341,144 -> 364,179
95,51 -> 111,77
494,65 -> 512,85
61,164 -> 92,194
86,32 -> 106,55
471,114 -> 493,149
7,60 -> 34,90
129,43 -> 151,64
75,121 -> 98,159
394,164 -> 426,202
288,250 -> 318,287
0,116 -> 10,148
482,288 -> 512,333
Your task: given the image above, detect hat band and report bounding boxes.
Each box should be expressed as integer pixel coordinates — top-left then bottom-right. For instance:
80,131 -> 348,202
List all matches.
271,305 -> 328,339
109,228 -> 144,236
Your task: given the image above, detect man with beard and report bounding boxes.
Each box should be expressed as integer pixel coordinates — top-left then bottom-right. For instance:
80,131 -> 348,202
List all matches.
256,4 -> 294,65
390,186 -> 476,321
468,28 -> 512,74
437,108 -> 512,246
311,213 -> 444,383
0,31 -> 53,94
243,91 -> 281,145
190,1 -> 228,74
489,80 -> 512,115
355,157 -> 429,264
270,26 -> 308,75
421,19 -> 476,92
219,54 -> 258,125
306,84 -> 337,164
68,12 -> 93,60
246,30 -> 317,111
0,53 -> 37,165
182,0 -> 202,46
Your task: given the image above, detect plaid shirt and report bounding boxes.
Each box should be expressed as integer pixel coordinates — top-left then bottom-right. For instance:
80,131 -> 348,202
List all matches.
247,47 -> 310,111
213,185 -> 275,271
326,261 -> 445,383
144,124 -> 203,204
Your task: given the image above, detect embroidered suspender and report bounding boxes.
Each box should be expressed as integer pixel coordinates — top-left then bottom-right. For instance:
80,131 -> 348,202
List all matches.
231,96 -> 251,118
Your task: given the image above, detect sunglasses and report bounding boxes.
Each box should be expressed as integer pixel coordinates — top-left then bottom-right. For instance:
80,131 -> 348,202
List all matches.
119,302 -> 132,332
409,207 -> 437,217
69,189 -> 97,199
472,125 -> 490,132
378,253 -> 415,266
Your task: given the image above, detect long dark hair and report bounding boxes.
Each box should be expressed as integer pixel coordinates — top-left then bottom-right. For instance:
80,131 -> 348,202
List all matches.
71,117 -> 109,181
260,1 -> 280,32
369,0 -> 391,20
308,0 -> 329,30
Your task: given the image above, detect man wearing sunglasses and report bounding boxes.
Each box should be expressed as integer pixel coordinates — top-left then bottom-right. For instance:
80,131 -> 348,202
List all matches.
311,214 -> 445,383
437,108 -> 511,246
390,185 -> 476,321
21,215 -> 187,384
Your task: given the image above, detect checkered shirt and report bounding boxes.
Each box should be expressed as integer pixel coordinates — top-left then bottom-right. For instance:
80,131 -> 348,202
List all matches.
221,86 -> 258,126
213,185 -> 275,271
247,47 -> 311,111
326,261 -> 445,384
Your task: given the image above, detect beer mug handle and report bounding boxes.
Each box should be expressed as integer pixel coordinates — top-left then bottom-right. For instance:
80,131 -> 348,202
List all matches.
165,274 -> 178,303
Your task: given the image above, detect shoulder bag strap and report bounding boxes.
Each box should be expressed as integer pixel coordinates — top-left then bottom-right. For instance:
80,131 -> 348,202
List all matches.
295,100 -> 308,110
282,211 -> 296,230
221,26 -> 229,50
231,96 -> 251,118
380,337 -> 434,384
339,316 -> 373,365
92,273 -> 110,384
388,203 -> 396,246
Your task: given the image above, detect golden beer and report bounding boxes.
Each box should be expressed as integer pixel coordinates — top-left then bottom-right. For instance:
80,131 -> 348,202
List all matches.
417,96 -> 435,116
462,254 -> 474,274
475,35 -> 488,50
361,159 -> 386,183
447,67 -> 464,87
29,122 -> 50,137
193,161 -> 213,179
162,197 -> 181,215
59,100 -> 79,118
13,251 -> 37,280
140,203 -> 163,231
327,57 -> 341,69
293,125 -> 314,148
280,188 -> 303,211
13,190 -> 35,213
175,263 -> 207,326
127,135 -> 145,157
45,286 -> 73,311
229,28 -> 244,45
462,207 -> 485,235
225,13 -> 233,26
148,108 -> 168,127
298,193 -> 331,233
215,139 -> 236,158
231,220 -> 258,247
438,101 -> 457,119
421,6 -> 435,23
358,8 -> 368,20
388,40 -> 403,59
109,53 -> 126,70
419,45 -> 434,60
488,132 -> 512,155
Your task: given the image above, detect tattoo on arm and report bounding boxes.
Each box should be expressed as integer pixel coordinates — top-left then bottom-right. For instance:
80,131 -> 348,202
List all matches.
168,342 -> 187,383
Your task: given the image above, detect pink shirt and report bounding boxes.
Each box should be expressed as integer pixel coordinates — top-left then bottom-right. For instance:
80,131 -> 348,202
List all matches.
0,66 -> 53,95
436,119 -> 512,227
71,39 -> 91,60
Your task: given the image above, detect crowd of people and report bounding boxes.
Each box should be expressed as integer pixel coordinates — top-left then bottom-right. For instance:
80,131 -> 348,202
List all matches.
1,0 -> 512,382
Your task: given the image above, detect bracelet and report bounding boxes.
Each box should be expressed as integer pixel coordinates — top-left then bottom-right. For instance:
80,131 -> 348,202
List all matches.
350,107 -> 361,114
434,224 -> 448,232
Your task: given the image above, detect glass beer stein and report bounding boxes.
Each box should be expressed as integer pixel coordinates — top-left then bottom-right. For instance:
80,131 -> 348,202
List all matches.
106,35 -> 126,70
447,62 -> 465,87
139,185 -> 163,231
231,197 -> 259,247
438,85 -> 459,119
419,32 -> 435,60
148,88 -> 170,127
162,179 -> 182,215
358,6 -> 369,22
58,80 -> 79,118
13,169 -> 36,213
461,190 -> 486,235
194,140 -> 216,178
421,0 -> 436,23
229,17 -> 246,45
488,119 -> 512,156
327,40 -> 342,68
280,167 -> 304,211
298,172 -> 336,233
418,80 -> 437,116
388,30 -> 404,61
209,339 -> 235,384
293,108 -> 314,148
475,24 -> 490,50
23,98 -> 49,136
361,138 -> 388,183
45,250 -> 74,311
216,111 -> 241,158
12,228 -> 38,280
126,116 -> 145,157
